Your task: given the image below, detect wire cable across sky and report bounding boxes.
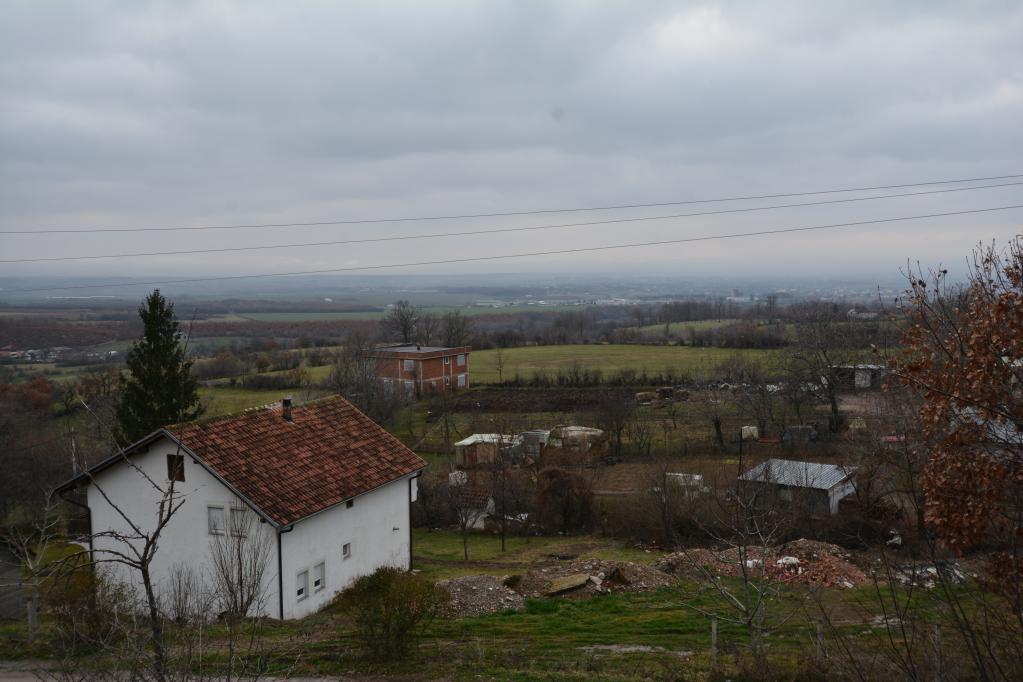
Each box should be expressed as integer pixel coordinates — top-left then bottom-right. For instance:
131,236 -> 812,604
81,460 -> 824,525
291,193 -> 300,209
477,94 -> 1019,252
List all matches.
6,203 -> 1022,293
2,180 -> 1021,264
1,172 -> 1021,235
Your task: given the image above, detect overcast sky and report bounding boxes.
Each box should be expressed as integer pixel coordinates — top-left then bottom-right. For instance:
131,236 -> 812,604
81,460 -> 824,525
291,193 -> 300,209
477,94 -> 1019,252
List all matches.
2,1 -> 1022,285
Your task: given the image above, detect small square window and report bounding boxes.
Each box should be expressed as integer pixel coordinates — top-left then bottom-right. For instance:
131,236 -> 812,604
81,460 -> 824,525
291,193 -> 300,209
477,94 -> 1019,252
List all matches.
167,454 -> 184,482
313,562 -> 325,591
296,570 -> 309,600
342,542 -> 351,560
230,507 -> 251,537
207,506 -> 225,535
345,499 -> 354,509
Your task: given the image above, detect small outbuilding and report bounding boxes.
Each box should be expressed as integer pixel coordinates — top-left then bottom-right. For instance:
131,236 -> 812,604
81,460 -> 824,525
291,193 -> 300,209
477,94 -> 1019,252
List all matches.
739,458 -> 857,515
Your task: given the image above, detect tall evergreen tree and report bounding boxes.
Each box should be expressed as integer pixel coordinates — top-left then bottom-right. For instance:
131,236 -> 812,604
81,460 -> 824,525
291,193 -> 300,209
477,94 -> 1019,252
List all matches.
115,290 -> 202,443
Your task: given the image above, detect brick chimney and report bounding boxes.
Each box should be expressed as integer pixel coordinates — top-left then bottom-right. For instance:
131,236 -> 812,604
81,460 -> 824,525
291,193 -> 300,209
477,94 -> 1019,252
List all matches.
282,396 -> 293,422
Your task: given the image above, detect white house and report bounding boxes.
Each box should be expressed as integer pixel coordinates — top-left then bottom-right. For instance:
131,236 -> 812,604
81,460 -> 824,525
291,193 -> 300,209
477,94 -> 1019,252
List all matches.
58,396 -> 426,620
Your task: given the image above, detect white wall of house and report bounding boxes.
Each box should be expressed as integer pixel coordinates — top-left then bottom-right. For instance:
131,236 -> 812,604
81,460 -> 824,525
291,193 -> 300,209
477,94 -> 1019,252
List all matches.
86,437 -> 280,617
86,436 -> 420,620
280,475 -> 416,619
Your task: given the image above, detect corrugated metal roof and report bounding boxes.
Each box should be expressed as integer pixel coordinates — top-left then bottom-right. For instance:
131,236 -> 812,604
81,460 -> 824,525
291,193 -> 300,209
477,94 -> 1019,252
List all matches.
453,433 -> 521,447
739,458 -> 854,490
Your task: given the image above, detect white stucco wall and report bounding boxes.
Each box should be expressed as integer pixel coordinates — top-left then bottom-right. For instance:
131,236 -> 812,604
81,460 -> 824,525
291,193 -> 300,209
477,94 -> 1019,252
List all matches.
828,479 -> 858,514
280,476 -> 416,619
86,436 -> 420,620
86,437 -> 279,617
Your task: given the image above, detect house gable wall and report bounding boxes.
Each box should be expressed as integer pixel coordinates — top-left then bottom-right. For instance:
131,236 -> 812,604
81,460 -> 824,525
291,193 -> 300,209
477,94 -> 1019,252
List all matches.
86,437 -> 279,617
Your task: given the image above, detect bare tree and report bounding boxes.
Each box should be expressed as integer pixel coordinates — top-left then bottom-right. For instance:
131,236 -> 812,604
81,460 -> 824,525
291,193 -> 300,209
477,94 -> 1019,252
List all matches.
209,508 -> 273,682
329,329 -> 403,423
415,312 -> 440,346
381,300 -> 420,344
441,310 -> 473,347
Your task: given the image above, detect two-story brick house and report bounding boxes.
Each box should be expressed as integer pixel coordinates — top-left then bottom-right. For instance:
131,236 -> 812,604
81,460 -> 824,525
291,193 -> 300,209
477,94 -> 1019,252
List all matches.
367,344 -> 471,395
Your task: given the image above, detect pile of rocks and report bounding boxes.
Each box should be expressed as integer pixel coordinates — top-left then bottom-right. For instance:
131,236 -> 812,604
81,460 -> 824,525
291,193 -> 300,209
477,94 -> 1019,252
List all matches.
653,540 -> 867,589
436,575 -> 526,618
515,558 -> 675,599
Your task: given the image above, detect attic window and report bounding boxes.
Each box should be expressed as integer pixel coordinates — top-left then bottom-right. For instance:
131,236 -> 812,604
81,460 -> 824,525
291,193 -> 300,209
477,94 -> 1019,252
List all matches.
207,506 -> 226,535
167,454 -> 185,482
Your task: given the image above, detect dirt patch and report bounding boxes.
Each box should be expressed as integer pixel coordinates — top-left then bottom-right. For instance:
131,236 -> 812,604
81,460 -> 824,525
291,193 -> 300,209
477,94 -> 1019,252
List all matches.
515,559 -> 675,599
436,574 -> 525,618
655,539 -> 868,589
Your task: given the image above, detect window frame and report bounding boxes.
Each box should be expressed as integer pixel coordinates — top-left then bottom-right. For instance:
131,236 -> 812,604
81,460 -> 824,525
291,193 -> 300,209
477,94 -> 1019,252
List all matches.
229,506 -> 251,537
167,454 -> 185,482
457,374 -> 467,388
443,356 -> 450,365
313,562 -> 325,592
403,359 -> 415,372
207,505 -> 226,536
456,353 -> 466,366
342,542 -> 352,560
296,570 -> 309,601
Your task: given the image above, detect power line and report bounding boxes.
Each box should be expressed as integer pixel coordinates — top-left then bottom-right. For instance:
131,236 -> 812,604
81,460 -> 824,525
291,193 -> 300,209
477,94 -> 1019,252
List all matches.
5,204 -> 1021,294
2,181 -> 1020,264
2,172 -> 1022,236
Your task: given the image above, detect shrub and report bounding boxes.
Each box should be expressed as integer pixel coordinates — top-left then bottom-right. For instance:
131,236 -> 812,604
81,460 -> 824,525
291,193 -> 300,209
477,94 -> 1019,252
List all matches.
334,567 -> 447,660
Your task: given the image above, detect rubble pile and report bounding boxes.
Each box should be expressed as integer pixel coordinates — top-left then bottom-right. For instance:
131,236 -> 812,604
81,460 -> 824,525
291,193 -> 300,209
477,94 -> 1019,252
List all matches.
894,561 -> 966,589
436,575 -> 526,618
654,539 -> 867,589
515,559 -> 675,599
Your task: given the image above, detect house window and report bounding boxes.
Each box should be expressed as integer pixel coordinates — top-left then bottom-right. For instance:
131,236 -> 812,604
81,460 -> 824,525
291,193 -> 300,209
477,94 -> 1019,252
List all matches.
296,570 -> 309,600
167,454 -> 184,482
207,506 -> 226,535
444,356 -> 450,365
458,374 -> 466,388
313,562 -> 325,591
230,507 -> 251,537
444,376 -> 450,386
346,499 -> 354,509
342,542 -> 352,560
403,359 -> 415,372
457,354 -> 466,366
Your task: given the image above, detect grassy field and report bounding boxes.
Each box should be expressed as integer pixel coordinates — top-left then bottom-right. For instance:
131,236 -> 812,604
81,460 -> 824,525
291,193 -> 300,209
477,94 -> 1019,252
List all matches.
199,385 -> 331,416
471,344 -> 784,384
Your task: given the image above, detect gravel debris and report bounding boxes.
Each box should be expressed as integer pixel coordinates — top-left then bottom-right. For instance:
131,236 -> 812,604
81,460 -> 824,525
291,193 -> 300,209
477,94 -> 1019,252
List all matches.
437,575 -> 526,618
515,559 -> 675,599
654,539 -> 867,589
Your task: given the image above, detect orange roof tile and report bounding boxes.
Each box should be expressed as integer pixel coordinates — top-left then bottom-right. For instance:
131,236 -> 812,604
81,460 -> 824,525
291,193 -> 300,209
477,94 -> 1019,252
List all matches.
171,396 -> 425,525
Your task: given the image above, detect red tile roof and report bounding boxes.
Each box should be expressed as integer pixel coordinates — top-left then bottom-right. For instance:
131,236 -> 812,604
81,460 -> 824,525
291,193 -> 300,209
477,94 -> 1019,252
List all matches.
170,396 -> 426,525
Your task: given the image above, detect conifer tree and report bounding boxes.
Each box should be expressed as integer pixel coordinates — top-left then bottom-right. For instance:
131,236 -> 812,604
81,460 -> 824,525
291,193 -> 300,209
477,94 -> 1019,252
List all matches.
115,290 -> 201,443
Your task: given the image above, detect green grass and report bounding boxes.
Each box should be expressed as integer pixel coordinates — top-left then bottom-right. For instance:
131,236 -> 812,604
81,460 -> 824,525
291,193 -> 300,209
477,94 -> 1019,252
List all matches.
412,529 -> 656,581
471,344 -> 784,384
200,386 -> 331,416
